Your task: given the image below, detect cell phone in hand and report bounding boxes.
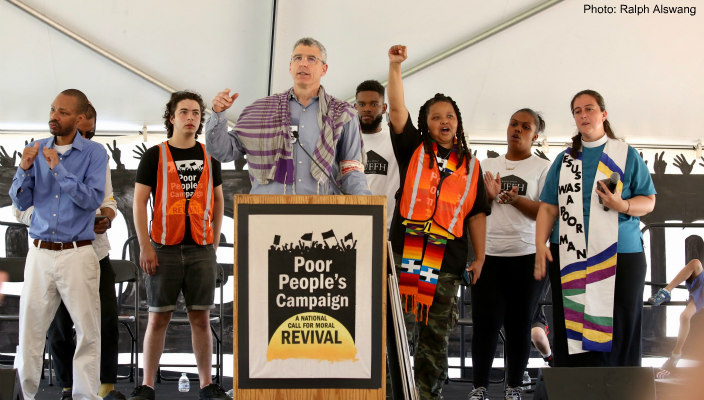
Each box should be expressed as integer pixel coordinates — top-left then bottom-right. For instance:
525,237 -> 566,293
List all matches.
94,216 -> 111,229
462,269 -> 474,286
597,173 -> 618,210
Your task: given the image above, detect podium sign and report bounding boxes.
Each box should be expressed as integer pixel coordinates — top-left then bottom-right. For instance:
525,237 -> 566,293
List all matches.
234,195 -> 386,399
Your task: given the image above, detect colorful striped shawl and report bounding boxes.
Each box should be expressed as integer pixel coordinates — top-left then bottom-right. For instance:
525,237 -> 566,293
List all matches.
234,86 -> 355,185
558,137 -> 627,354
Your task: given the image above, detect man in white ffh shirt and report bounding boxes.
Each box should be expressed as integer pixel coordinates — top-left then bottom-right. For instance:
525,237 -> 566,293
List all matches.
354,80 -> 400,235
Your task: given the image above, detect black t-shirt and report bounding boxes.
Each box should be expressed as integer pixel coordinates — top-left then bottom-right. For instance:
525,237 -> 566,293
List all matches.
135,142 -> 223,245
389,114 -> 491,276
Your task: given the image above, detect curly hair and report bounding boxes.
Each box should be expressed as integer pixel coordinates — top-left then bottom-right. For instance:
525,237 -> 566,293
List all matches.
417,93 -> 471,172
355,80 -> 385,98
569,89 -> 616,158
163,90 -> 206,139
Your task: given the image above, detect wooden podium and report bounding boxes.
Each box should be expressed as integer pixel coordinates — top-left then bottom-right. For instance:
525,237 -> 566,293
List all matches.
233,195 -> 387,399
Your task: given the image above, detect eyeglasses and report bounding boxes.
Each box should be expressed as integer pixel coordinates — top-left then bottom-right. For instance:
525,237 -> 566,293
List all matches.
291,54 -> 325,65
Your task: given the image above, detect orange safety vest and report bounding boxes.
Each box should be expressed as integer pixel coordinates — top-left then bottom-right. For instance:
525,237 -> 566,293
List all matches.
399,144 -> 480,237
150,142 -> 214,245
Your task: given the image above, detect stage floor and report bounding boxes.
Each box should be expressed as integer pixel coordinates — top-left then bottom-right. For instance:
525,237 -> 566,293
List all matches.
32,378 -> 514,400
34,376 -> 237,400
30,371 -> 521,400
26,369 -> 687,400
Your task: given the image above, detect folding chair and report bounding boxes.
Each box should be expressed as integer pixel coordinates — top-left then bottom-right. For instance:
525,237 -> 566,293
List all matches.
40,258 -> 141,387
0,256 -> 54,383
0,257 -> 27,327
112,259 -> 140,386
449,283 -> 507,384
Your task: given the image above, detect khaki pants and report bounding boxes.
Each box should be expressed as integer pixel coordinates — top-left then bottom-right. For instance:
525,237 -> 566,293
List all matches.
14,245 -> 101,400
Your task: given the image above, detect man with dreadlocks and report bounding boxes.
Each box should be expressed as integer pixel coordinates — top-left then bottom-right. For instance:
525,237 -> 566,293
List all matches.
387,45 -> 490,400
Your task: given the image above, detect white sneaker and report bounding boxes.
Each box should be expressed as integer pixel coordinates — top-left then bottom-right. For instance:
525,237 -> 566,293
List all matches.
505,386 -> 522,400
468,386 -> 489,400
661,354 -> 681,371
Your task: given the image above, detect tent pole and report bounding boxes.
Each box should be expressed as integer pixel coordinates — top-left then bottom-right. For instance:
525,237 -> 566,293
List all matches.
6,0 -> 176,94
6,0 -> 238,125
267,0 -> 279,96
345,0 -> 564,102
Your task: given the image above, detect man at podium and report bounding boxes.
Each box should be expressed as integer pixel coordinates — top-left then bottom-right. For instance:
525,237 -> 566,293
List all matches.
204,37 -> 370,196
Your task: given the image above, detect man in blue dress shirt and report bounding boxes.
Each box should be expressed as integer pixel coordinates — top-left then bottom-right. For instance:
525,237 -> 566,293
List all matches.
10,89 -> 108,400
204,37 -> 370,195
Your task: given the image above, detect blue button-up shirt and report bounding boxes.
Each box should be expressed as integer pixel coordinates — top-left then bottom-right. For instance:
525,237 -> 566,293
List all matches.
205,94 -> 370,195
10,133 -> 107,242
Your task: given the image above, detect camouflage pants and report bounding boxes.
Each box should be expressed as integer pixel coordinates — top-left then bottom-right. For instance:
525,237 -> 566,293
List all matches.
395,253 -> 459,400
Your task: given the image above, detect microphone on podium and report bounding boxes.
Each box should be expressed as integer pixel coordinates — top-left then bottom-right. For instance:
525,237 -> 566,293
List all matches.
290,128 -> 347,195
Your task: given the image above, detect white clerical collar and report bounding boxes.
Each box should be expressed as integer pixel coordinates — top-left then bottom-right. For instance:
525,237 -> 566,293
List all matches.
582,134 -> 608,148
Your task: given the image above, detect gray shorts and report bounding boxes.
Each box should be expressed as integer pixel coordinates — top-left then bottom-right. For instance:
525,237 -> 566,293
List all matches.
145,242 -> 217,312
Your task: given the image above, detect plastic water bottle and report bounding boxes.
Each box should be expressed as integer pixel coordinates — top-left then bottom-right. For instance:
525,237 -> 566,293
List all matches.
178,373 -> 190,392
522,370 -> 531,385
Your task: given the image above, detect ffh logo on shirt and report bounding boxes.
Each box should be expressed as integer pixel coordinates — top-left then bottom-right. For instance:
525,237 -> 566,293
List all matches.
500,175 -> 528,196
365,150 -> 389,175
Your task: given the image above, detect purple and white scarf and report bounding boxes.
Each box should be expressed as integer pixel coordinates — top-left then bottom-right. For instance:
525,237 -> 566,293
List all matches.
234,86 -> 357,186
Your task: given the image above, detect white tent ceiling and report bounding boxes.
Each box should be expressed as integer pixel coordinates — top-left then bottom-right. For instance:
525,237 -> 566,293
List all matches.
2,0 -> 702,149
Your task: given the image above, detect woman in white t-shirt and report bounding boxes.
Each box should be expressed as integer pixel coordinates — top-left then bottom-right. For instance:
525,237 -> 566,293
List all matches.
468,109 -> 551,400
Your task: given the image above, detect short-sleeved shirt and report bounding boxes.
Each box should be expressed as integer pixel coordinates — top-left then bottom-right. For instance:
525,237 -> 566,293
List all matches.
389,115 -> 491,276
363,124 -> 400,234
482,154 -> 550,256
539,144 -> 656,253
136,142 -> 223,245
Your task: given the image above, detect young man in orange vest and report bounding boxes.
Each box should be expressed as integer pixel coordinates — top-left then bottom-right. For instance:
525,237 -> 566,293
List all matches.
132,91 -> 226,400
